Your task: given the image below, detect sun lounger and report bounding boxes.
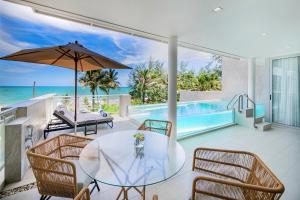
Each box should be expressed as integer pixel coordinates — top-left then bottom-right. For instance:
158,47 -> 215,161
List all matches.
44,106 -> 113,139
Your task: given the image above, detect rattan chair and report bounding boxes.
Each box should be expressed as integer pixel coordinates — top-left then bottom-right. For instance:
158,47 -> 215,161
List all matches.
138,119 -> 172,137
191,148 -> 285,200
74,187 -> 90,200
27,134 -> 100,199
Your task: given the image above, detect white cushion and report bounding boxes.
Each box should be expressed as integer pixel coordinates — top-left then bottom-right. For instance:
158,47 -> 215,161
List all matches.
70,160 -> 93,191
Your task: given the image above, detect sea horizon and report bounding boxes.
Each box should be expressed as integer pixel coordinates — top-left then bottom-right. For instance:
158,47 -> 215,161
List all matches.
0,86 -> 130,106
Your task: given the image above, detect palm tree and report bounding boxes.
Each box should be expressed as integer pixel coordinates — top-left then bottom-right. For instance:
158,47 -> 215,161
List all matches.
79,70 -> 100,111
98,69 -> 120,104
129,65 -> 151,104
129,59 -> 167,104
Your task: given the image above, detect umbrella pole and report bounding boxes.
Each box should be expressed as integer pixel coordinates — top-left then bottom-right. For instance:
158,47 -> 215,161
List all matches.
74,58 -> 78,134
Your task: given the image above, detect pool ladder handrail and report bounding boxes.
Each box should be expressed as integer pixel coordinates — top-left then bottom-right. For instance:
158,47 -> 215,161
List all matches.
226,93 -> 242,111
227,94 -> 257,128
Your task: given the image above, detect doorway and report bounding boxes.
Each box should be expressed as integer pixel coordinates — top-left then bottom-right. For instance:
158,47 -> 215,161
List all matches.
271,56 -> 300,127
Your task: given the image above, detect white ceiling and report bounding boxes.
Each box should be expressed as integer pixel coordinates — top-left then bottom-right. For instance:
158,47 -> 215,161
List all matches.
7,0 -> 300,58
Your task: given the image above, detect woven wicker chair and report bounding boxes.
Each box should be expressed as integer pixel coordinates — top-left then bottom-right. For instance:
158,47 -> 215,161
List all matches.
138,119 -> 172,137
74,187 -> 90,200
27,134 -> 100,199
191,148 -> 285,200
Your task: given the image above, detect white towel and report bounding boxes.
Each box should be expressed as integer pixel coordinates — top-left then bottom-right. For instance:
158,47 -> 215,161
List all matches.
98,109 -> 108,117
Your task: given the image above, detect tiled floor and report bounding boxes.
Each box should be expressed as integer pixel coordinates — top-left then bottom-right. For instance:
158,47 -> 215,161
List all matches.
2,120 -> 300,200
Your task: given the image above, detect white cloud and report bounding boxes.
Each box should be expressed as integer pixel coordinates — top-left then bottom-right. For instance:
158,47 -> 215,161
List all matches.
0,29 -> 35,54
111,34 -> 129,52
0,0 -> 131,58
0,0 -> 120,37
0,39 -> 21,53
0,0 -> 215,72
121,39 -> 168,65
120,37 -> 214,72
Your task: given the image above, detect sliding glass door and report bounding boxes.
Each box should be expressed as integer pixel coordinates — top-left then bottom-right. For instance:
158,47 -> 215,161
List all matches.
272,56 -> 300,127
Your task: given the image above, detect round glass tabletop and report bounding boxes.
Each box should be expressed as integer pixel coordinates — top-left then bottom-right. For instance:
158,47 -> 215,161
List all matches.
79,130 -> 186,187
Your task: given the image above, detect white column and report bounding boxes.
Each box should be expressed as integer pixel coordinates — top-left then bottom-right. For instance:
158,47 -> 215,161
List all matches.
168,36 -> 177,140
248,58 -> 256,103
119,94 -> 131,117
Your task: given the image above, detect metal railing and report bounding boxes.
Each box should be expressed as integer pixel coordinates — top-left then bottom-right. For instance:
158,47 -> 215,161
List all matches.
53,94 -> 122,113
227,94 -> 257,128
226,93 -> 241,110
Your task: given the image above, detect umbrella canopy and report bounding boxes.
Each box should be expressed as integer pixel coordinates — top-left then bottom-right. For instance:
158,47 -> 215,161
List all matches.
0,41 -> 129,71
0,41 -> 130,132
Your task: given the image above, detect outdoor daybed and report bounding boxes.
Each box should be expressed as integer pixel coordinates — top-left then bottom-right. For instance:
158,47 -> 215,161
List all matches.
44,106 -> 113,139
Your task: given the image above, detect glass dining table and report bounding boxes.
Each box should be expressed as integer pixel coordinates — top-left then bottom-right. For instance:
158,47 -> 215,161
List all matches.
79,130 -> 186,200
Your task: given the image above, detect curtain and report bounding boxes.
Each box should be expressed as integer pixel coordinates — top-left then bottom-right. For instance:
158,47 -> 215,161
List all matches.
272,56 -> 300,127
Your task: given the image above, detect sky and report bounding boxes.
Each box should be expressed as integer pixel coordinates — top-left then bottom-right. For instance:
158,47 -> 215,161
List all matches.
0,0 -> 216,87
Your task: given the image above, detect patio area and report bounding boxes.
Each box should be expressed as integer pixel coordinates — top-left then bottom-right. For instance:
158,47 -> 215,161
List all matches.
2,120 -> 299,200
0,1 -> 299,199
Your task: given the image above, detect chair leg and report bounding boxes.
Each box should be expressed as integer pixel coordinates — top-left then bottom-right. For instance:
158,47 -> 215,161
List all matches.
43,130 -> 48,139
84,122 -> 97,136
45,196 -> 51,200
90,179 -> 100,194
40,195 -> 51,200
106,121 -> 113,128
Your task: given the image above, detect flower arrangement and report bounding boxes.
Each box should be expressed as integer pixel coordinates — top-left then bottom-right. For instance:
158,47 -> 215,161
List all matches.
133,133 -> 145,158
133,133 -> 145,141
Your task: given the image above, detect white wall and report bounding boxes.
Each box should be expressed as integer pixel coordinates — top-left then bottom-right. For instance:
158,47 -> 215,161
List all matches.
255,58 -> 271,121
3,94 -> 55,184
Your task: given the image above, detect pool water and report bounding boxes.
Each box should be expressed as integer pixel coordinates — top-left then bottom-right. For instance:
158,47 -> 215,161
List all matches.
129,101 -> 265,138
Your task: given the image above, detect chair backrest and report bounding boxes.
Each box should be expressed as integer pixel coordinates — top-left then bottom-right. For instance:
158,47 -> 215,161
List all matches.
152,194 -> 158,200
54,107 -> 75,127
245,156 -> 285,199
27,151 -> 77,198
31,134 -> 91,159
138,119 -> 172,137
74,187 -> 90,200
193,148 -> 285,200
27,134 -> 92,198
193,148 -> 255,183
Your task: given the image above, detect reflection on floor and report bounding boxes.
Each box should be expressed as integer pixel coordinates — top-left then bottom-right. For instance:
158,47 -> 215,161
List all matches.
2,119 -> 300,200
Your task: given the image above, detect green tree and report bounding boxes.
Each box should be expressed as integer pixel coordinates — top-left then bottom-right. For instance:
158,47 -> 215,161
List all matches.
147,60 -> 167,103
129,56 -> 222,104
129,64 -> 151,104
129,58 -> 167,104
177,62 -> 198,90
79,70 -> 99,110
98,69 -> 120,104
196,70 -> 212,91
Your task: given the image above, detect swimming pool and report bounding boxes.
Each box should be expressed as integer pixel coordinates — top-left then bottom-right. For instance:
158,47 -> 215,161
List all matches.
128,101 -> 265,138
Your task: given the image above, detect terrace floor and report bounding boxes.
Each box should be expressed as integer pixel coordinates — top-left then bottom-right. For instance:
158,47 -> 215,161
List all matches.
2,119 -> 300,200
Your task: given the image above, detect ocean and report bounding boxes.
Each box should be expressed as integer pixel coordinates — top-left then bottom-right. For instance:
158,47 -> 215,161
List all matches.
0,86 -> 130,106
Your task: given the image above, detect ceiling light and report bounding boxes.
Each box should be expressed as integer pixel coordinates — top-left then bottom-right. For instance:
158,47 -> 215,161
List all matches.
261,32 -> 268,37
213,7 -> 223,12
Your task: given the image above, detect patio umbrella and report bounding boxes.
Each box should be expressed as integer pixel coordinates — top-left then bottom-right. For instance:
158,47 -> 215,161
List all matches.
0,41 -> 130,133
